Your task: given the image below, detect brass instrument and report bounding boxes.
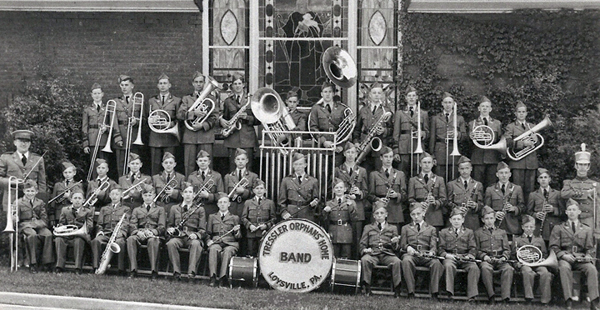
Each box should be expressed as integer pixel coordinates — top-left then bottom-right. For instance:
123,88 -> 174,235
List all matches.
471,117 -> 508,153
3,176 -> 20,272
307,104 -> 355,149
53,210 -> 89,239
228,177 -> 250,203
408,101 -> 424,177
322,46 -> 357,88
211,226 -> 237,244
168,204 -> 202,238
192,178 -> 215,203
148,108 -> 180,140
185,76 -> 220,131
83,179 -> 111,208
356,106 -> 392,164
221,94 -> 251,137
96,213 -> 127,275
446,102 -> 461,181
154,178 -> 180,204
506,115 -> 552,161
89,100 -> 117,182
47,180 -> 83,205
123,92 -> 144,176
122,178 -> 150,200
251,88 -> 297,155
515,244 -> 558,268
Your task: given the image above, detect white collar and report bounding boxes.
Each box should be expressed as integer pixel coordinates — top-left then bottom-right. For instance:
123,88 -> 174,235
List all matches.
220,211 -> 229,218
459,176 -> 471,183
16,151 -> 29,159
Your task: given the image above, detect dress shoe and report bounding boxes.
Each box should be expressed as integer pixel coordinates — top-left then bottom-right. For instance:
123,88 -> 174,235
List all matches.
30,264 -> 38,274
467,297 -> 476,303
566,299 -> 573,310
219,277 -> 228,287
118,270 -> 128,277
432,293 -> 438,302
407,293 -> 415,299
128,270 -> 137,279
76,268 -> 83,275
488,296 -> 496,305
173,272 -> 182,281
362,284 -> 372,296
54,267 -> 64,274
151,271 -> 158,280
524,298 -> 532,305
590,297 -> 600,310
209,276 -> 217,287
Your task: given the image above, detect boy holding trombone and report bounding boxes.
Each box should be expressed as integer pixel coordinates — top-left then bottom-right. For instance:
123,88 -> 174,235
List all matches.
113,75 -> 144,177
393,86 -> 428,178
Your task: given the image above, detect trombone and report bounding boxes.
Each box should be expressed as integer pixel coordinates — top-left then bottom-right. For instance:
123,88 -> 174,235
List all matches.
123,92 -> 144,176
410,101 -> 424,177
88,100 -> 117,182
445,102 -> 461,181
3,176 -> 19,272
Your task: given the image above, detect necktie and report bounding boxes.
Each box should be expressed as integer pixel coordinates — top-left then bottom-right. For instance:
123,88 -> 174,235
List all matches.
528,235 -> 532,243
183,205 -> 188,213
522,122 -> 526,130
298,175 -> 302,184
338,198 -> 342,205
238,170 -> 242,181
30,200 -> 34,206
161,96 -> 165,105
96,104 -> 101,113
455,228 -> 459,237
572,222 -> 576,233
410,107 -> 414,117
446,113 -> 450,122
326,104 -> 332,113
66,180 -> 70,187
221,214 -> 225,221
416,223 -> 420,232
258,197 -> 262,205
501,184 -> 506,195
21,154 -> 27,166
463,180 -> 468,189
126,96 -> 130,104
201,171 -> 206,180
146,204 -> 150,212
483,118 -> 488,126
424,174 -> 429,184
196,92 -> 200,99
378,222 -> 382,230
489,228 -> 493,234
385,169 -> 390,178
543,188 -> 549,200
349,167 -> 353,176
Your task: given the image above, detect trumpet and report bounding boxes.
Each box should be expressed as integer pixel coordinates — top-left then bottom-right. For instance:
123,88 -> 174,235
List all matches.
96,213 -> 127,275
148,109 -> 180,140
47,180 -> 83,205
185,76 -> 221,131
228,177 -> 249,203
89,100 -> 117,182
3,176 -> 20,272
154,178 -> 180,204
192,178 -> 215,203
251,88 -> 297,155
221,95 -> 251,137
356,107 -> 392,164
506,115 -> 552,161
122,177 -> 150,200
123,92 -> 144,176
83,179 -> 111,208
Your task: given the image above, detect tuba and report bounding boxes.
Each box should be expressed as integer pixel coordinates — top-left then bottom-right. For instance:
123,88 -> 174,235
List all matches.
506,115 -> 552,161
322,47 -> 357,88
184,76 -> 220,132
251,87 -> 297,154
516,244 -> 558,268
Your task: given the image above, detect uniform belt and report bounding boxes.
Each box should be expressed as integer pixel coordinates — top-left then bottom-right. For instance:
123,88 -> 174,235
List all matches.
567,246 -> 583,254
330,220 -> 349,225
89,125 -> 99,129
414,245 -> 430,251
489,250 -> 503,257
452,249 -> 469,255
288,200 -> 307,206
400,130 -> 411,134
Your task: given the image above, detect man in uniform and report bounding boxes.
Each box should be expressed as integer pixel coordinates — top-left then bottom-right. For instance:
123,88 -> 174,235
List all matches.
285,90 -> 307,140
550,199 -> 599,310
429,92 -> 466,181
475,205 -> 514,304
446,156 -> 484,231
392,86 -> 429,178
528,168 -> 564,242
113,75 -> 143,176
147,73 -> 181,176
0,129 -> 47,211
206,193 -> 242,287
359,202 -> 402,296
309,82 -> 349,164
278,153 -> 320,222
504,101 -> 539,199
407,152 -> 447,230
187,150 -> 224,216
484,161 -> 525,237
178,72 -> 219,175
469,96 -> 502,189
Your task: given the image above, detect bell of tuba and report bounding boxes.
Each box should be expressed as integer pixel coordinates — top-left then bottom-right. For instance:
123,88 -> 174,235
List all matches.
251,87 -> 296,153
516,244 -> 558,268
322,47 -> 357,88
148,109 -> 180,141
507,115 -> 552,161
185,76 -> 220,132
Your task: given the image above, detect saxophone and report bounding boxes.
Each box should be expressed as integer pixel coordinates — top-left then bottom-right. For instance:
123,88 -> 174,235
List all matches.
221,95 -> 251,137
95,213 -> 127,275
356,107 -> 392,164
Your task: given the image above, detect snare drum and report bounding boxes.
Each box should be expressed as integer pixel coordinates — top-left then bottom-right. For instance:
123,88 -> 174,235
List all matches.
228,256 -> 258,288
330,258 -> 361,294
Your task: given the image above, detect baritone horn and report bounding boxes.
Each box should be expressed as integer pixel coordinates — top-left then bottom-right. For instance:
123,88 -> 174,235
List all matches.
506,115 -> 552,161
251,87 -> 296,154
185,76 -> 221,131
516,244 -> 558,268
148,108 -> 180,141
322,46 -> 357,88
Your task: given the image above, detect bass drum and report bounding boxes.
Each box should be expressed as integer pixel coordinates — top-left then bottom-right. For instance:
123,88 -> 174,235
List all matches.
330,258 -> 361,294
258,219 -> 334,293
228,256 -> 258,288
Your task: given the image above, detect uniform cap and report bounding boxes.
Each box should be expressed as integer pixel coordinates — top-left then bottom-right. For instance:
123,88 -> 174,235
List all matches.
481,205 -> 495,217
450,208 -> 465,218
405,86 -> 417,94
292,152 -> 306,163
343,141 -> 356,153
128,152 -> 141,162
480,96 -> 491,104
234,148 -> 247,158
11,130 -> 34,141
141,184 -> 155,194
286,91 -> 299,101
379,146 -> 393,156
23,179 -> 38,190
370,81 -> 383,90
457,156 -> 471,166
373,201 -> 387,212
497,161 -> 510,171
442,92 -> 453,100
217,192 -> 229,201
521,214 -> 535,225
421,152 -> 434,161
118,75 -> 133,83
332,178 -> 345,188
537,168 -> 549,177
162,152 -> 175,162
158,73 -> 170,82
231,73 -> 245,83
95,158 -> 108,166
515,101 -> 526,110
196,150 -> 210,159
253,179 -> 265,189
61,161 -> 76,172
575,143 -> 591,164
182,181 -> 195,191
192,71 -> 204,80
567,198 -> 579,208
409,203 -> 423,213
91,83 -> 102,91
321,81 -> 336,92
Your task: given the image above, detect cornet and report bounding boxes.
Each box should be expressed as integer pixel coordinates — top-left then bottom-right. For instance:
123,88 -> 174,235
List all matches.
3,176 -> 19,272
154,178 -> 179,204
89,100 -> 117,182
193,178 -> 215,203
123,92 -> 144,176
228,177 -> 250,203
185,76 -> 220,131
122,178 -> 150,200
506,115 -> 552,161
83,179 -> 111,208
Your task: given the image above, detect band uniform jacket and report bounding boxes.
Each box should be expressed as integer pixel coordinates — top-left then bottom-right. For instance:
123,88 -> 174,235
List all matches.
86,176 -> 118,210
119,172 -> 152,206
16,197 -> 48,231
0,151 -> 47,211
242,196 -> 276,239
484,182 -> 525,235
408,173 -> 447,227
561,177 -> 599,227
187,169 -> 224,216
148,93 -> 181,147
152,171 -> 185,208
278,174 -> 320,222
400,221 -> 438,254
178,93 -> 219,144
447,178 -> 484,231
168,203 -> 207,240
392,105 -> 429,155
113,95 -> 144,150
353,102 -> 393,156
309,100 -> 348,144
58,205 -> 94,239
82,103 -> 122,149
438,226 -> 477,258
224,169 -> 259,217
130,203 -> 166,237
474,226 -> 511,260
513,234 -> 547,260
503,121 -> 539,169
429,112 -> 467,166
289,109 -> 307,132
324,196 -> 357,244
360,222 -> 399,256
207,212 -> 242,248
527,187 -> 564,240
335,164 -> 368,221
469,116 -> 502,165
51,179 -> 84,220
368,168 -> 407,224
96,203 -> 130,238
550,221 -> 596,259
222,92 -> 258,149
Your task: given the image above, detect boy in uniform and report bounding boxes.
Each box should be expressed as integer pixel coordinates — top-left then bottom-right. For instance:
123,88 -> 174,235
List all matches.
528,168 -> 564,241
323,178 -> 357,259
54,191 -> 93,274
113,75 -> 143,176
278,153 -> 320,222
429,92 -> 466,181
119,153 -> 151,209
469,96 -> 502,189
446,156 -> 484,231
368,146 -> 406,231
241,180 -> 276,257
86,158 -> 118,211
187,150 -> 224,216
50,161 -> 84,227
407,152 -> 447,230
91,187 -> 129,274
152,152 -> 185,217
484,161 -> 525,237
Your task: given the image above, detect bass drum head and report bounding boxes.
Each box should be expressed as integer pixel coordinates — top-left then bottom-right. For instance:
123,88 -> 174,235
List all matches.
259,219 -> 334,293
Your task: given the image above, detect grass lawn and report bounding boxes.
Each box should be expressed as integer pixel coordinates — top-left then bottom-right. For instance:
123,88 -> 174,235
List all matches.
0,267 -> 577,310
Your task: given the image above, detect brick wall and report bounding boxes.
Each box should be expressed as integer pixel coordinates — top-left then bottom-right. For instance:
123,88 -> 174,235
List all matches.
0,11 -> 203,107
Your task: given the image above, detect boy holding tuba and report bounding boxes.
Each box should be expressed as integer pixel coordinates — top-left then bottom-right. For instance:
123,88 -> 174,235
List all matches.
54,190 -> 93,274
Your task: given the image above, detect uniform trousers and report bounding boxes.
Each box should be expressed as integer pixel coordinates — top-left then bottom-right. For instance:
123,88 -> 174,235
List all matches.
91,235 -> 126,270
55,236 -> 87,269
333,244 -> 351,259
150,147 -> 176,176
558,260 -> 599,301
352,221 -> 364,260
208,242 -> 238,279
360,253 -> 402,287
183,144 -> 213,176
246,237 -> 261,258
443,259 -> 480,298
21,227 -> 54,265
401,254 -> 443,294
127,235 -> 161,272
473,164 -> 498,189
479,261 -> 514,299
511,169 -> 536,200
166,237 -> 203,275
520,265 -> 552,303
